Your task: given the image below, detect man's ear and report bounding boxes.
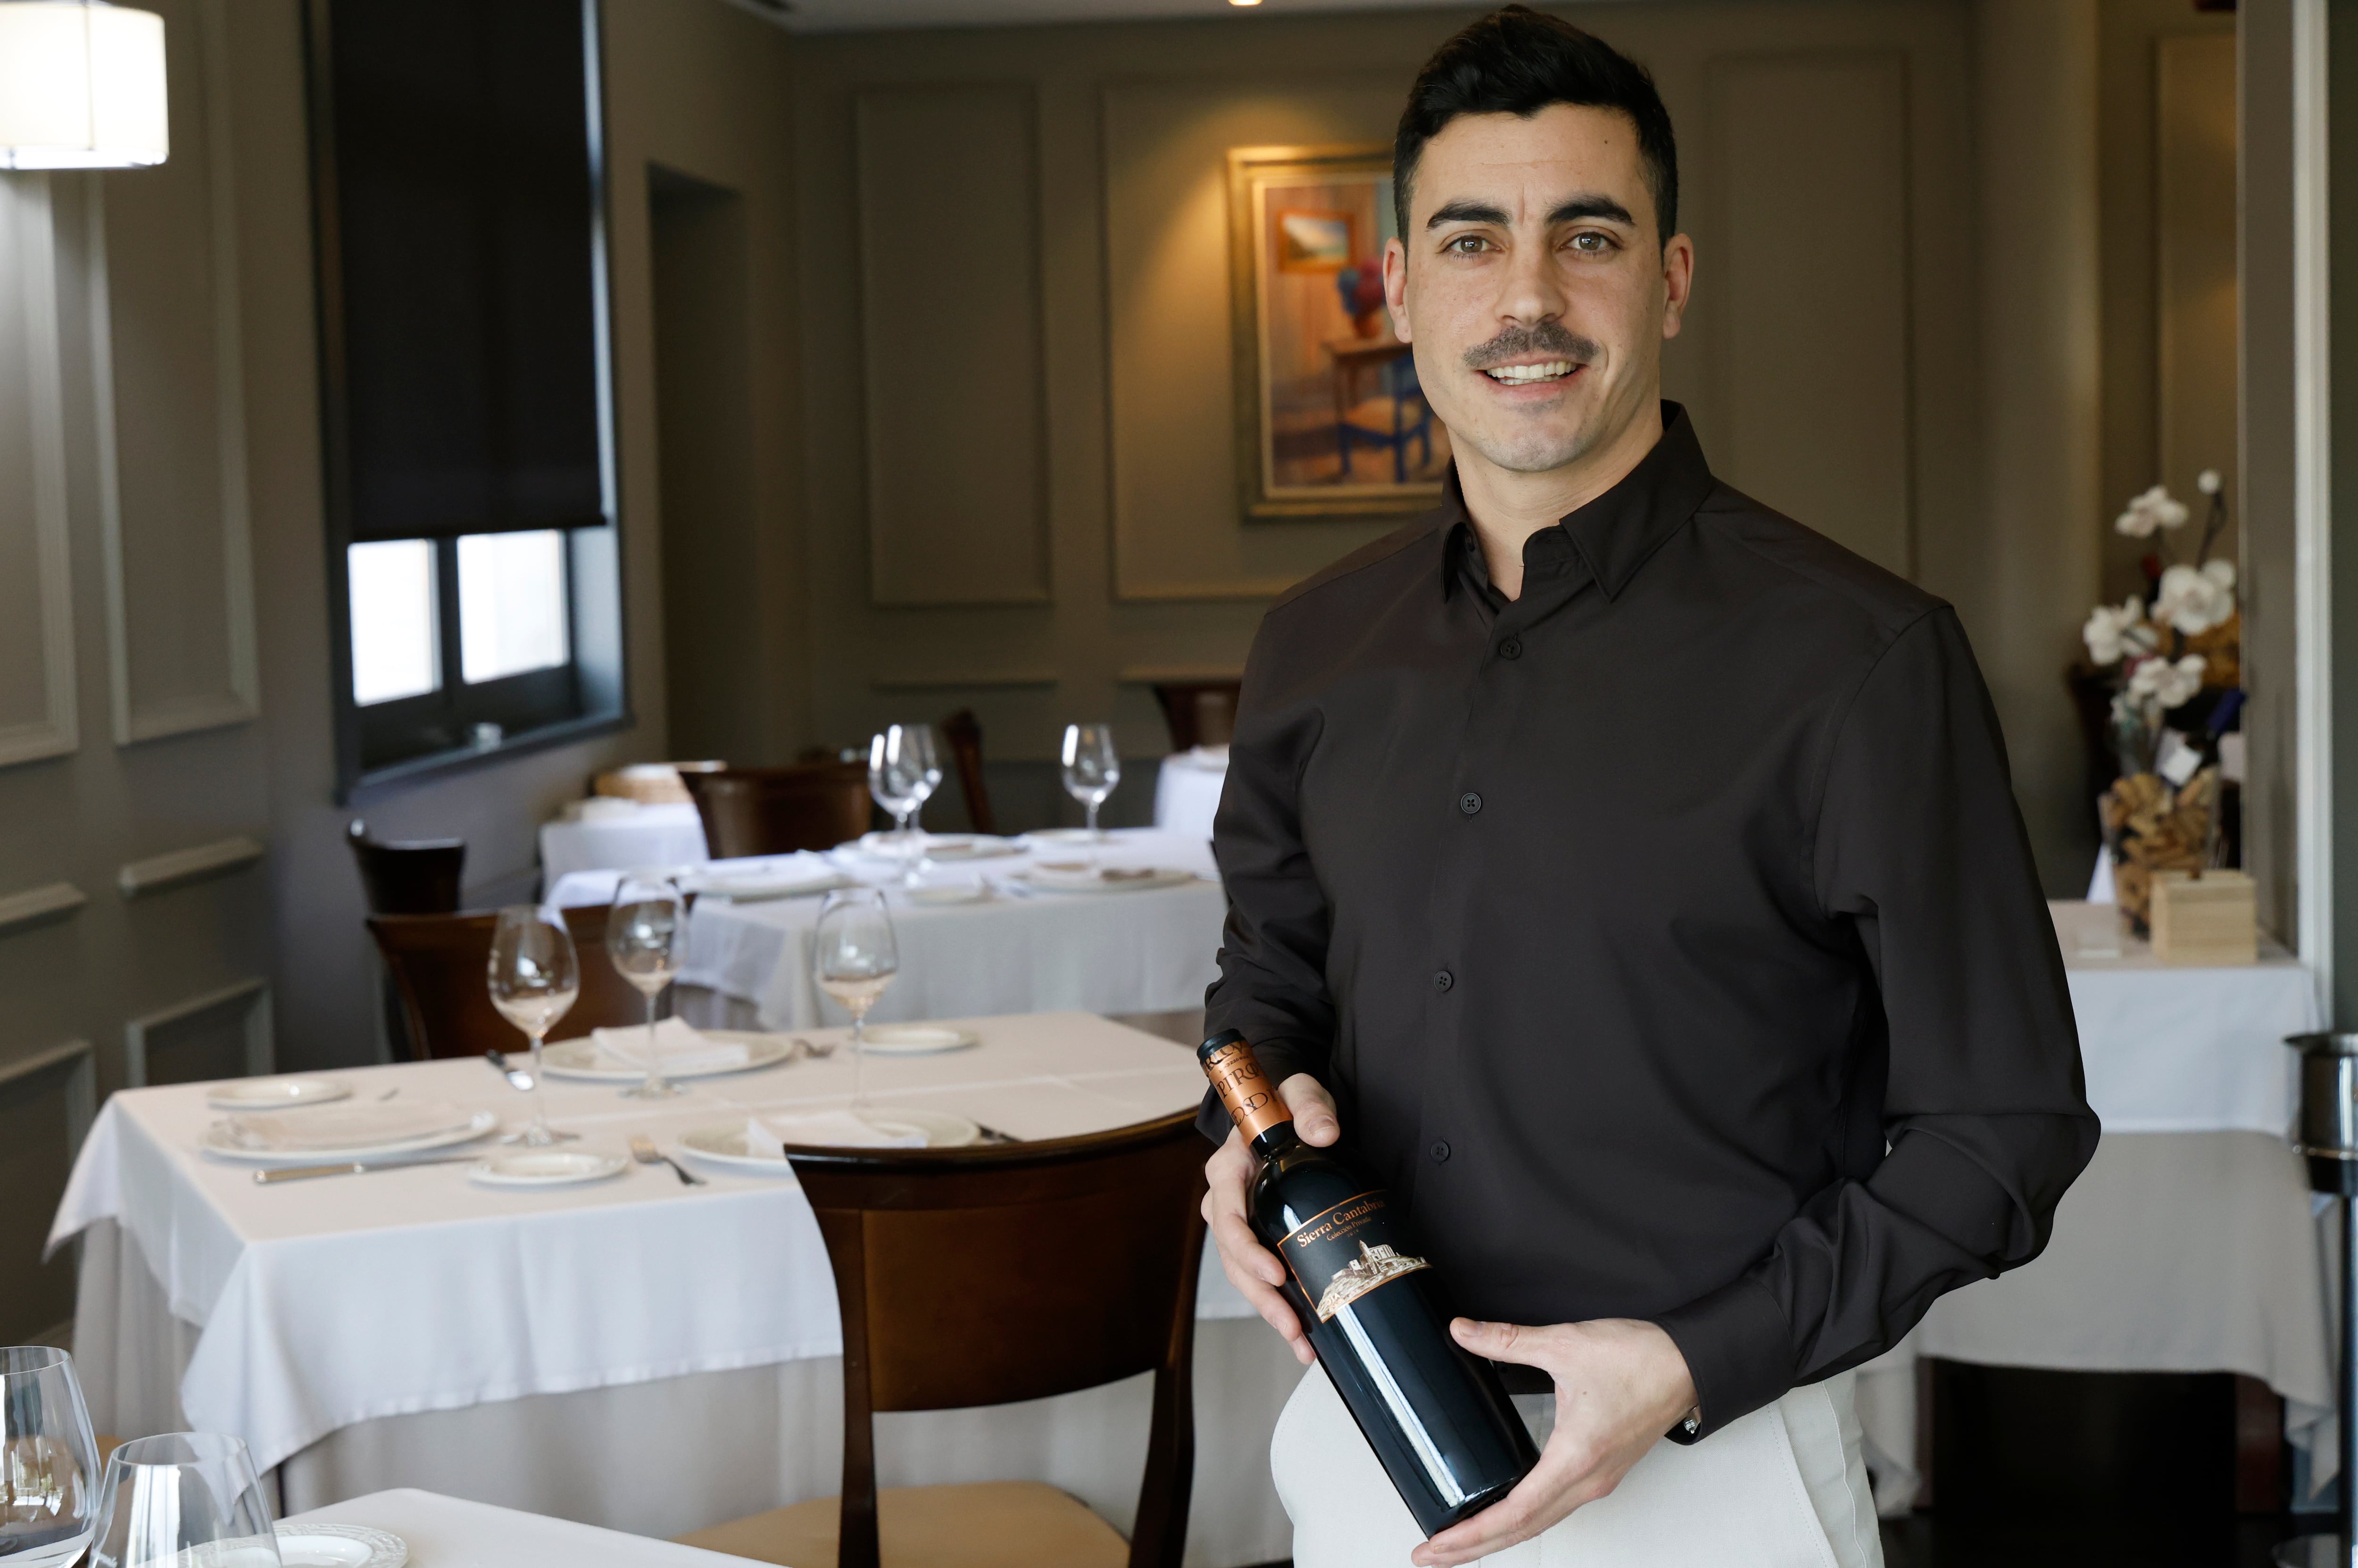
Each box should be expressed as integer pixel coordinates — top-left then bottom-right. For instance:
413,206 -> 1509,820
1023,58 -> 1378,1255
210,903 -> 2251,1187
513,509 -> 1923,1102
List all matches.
1661,232 -> 1694,341
1383,235 -> 1412,343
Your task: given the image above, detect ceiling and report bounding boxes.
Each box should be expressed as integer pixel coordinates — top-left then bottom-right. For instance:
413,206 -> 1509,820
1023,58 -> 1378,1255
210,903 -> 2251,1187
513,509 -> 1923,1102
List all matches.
719,0 -> 1637,34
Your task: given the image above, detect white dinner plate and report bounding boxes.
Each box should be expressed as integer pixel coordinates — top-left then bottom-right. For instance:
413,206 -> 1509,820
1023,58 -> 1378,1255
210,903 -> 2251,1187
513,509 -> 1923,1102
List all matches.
1012,866 -> 1198,895
904,882 -> 989,906
468,1150 -> 629,1187
688,870 -> 855,902
848,831 -> 1022,862
206,1076 -> 351,1111
1018,828 -> 1105,847
677,1108 -> 982,1168
540,1031 -> 798,1082
274,1523 -> 408,1568
200,1107 -> 501,1166
857,1024 -> 980,1055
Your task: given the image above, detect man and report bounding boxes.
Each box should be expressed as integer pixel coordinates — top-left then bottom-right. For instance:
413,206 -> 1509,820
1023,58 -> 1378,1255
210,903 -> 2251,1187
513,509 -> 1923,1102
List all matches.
1199,10 -> 2097,1567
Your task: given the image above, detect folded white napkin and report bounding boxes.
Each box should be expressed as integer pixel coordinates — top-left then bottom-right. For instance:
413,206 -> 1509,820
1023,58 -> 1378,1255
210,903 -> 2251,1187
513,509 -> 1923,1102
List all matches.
1026,862 -> 1172,891
753,1111 -> 926,1151
589,1016 -> 750,1074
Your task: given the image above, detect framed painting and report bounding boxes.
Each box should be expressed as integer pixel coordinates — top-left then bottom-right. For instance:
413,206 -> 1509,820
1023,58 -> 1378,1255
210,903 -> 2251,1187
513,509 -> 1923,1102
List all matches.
1227,144 -> 1450,521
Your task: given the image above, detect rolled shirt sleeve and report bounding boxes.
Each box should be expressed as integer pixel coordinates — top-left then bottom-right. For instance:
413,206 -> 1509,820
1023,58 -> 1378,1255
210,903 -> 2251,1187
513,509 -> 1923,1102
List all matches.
1652,607 -> 2100,1437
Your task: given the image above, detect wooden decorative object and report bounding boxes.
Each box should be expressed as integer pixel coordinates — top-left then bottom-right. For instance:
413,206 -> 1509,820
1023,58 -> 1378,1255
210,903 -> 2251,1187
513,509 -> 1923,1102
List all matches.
2149,869 -> 2257,965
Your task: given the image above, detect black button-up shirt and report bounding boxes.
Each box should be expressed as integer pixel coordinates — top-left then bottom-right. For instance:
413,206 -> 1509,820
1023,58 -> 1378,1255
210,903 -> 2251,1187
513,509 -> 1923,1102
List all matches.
1202,405 -> 2096,1437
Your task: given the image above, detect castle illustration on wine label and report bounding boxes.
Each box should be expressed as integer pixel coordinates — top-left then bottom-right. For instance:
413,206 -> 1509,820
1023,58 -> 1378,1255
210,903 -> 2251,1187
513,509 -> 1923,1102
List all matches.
1313,1240 -> 1432,1321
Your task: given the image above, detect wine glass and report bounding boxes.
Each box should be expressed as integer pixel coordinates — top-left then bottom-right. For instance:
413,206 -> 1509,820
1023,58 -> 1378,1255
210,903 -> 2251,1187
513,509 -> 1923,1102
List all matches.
87,1432 -> 280,1568
813,888 -> 898,1117
869,724 -> 943,884
487,905 -> 580,1146
0,1347 -> 100,1568
608,872 -> 686,1101
1061,723 -> 1121,862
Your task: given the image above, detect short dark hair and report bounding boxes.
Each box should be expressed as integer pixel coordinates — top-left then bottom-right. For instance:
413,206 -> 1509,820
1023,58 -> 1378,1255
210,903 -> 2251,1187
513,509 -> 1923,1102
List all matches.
1394,7 -> 1678,246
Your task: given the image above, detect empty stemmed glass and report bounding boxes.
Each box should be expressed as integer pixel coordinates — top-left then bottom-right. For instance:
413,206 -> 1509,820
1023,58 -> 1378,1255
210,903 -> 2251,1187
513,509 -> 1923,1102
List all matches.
1061,722 -> 1121,863
487,905 -> 580,1145
0,1346 -> 100,1568
869,724 -> 943,885
813,888 -> 898,1119
87,1432 -> 281,1568
608,872 -> 686,1100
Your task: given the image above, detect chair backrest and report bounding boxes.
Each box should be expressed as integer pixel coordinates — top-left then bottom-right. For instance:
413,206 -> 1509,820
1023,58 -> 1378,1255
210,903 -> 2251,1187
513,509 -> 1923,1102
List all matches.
346,820 -> 465,915
366,904 -> 654,1060
680,763 -> 872,860
1150,681 -> 1241,753
938,709 -> 996,836
786,1111 -> 1209,1568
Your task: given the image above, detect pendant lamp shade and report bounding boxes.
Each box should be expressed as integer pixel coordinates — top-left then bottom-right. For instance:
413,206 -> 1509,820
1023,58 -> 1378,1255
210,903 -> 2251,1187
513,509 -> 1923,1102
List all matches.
0,1 -> 167,169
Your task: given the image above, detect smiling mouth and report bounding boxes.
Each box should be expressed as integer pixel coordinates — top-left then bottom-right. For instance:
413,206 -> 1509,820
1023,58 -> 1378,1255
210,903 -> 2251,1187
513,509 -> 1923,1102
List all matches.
1482,360 -> 1578,386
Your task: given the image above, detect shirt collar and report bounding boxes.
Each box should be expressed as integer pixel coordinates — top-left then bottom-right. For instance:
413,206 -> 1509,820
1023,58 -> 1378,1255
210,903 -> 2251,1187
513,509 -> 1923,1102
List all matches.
1440,402 -> 1716,603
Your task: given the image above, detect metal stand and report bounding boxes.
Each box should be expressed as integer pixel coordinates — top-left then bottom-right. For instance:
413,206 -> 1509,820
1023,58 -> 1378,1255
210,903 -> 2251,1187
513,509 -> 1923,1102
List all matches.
2277,1032 -> 2358,1568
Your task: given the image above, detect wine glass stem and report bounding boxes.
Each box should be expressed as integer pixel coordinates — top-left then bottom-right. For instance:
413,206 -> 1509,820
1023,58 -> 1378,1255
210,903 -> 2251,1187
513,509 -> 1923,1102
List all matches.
849,1001 -> 869,1110
1086,799 -> 1102,864
529,1029 -> 550,1137
644,989 -> 660,1094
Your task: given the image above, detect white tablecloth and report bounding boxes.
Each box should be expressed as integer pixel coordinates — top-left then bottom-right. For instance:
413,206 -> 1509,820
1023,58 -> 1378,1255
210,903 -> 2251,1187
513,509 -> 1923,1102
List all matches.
1852,904 -> 2328,1512
539,802 -> 710,884
664,830 -> 1226,1031
1153,748 -> 1228,841
49,1013 -> 1245,1477
283,1489 -> 747,1568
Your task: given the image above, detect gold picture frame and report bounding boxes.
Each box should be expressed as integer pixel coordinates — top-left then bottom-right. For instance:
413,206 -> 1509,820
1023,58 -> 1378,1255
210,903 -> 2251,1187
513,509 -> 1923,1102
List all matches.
1227,144 -> 1450,522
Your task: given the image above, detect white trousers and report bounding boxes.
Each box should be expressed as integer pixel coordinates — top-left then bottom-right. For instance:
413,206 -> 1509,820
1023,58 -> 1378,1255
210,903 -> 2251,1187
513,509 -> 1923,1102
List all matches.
1271,1365 -> 1885,1568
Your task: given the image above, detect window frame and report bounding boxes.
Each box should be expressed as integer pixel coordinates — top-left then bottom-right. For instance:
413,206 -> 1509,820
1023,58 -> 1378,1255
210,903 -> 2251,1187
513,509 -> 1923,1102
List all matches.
307,0 -> 629,801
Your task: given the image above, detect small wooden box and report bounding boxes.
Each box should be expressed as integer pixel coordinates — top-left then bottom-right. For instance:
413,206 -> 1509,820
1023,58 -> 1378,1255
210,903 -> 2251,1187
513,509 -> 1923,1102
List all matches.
2149,869 -> 2258,965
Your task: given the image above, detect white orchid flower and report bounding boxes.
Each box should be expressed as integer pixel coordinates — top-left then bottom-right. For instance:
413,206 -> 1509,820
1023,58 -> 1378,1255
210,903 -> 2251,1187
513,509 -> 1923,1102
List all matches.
2126,653 -> 2206,711
2155,562 -> 2234,635
2081,597 -> 2146,665
2114,484 -> 2191,538
2197,469 -> 2223,497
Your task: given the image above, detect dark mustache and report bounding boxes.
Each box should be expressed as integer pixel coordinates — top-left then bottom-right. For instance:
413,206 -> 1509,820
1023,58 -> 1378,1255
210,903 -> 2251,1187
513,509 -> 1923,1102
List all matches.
1462,322 -> 1599,371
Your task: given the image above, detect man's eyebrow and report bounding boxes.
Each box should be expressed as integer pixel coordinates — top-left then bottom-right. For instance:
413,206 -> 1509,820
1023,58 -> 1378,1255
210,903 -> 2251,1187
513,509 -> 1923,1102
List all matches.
1548,194 -> 1635,227
1424,199 -> 1511,230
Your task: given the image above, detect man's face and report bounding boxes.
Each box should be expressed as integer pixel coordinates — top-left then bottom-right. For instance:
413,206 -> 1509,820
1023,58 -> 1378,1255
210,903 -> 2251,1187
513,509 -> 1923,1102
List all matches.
1385,103 -> 1692,477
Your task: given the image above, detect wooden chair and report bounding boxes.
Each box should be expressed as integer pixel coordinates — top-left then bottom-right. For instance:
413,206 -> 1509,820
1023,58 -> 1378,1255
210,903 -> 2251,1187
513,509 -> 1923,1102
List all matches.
366,904 -> 655,1060
681,763 -> 873,859
939,709 -> 996,835
346,820 -> 465,914
1149,682 -> 1241,753
673,1111 -> 1209,1568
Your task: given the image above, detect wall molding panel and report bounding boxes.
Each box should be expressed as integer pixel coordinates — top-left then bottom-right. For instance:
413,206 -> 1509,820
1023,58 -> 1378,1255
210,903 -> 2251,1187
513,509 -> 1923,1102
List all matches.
0,882 -> 87,937
89,0 -> 260,747
0,172 -> 80,770
124,979 -> 273,1089
870,668 -> 1059,691
855,83 -> 1053,608
117,836 -> 267,899
0,1038 -> 98,1161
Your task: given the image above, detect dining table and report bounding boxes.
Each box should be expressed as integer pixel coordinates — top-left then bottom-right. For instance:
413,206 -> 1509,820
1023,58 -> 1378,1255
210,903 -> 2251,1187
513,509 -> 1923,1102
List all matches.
1852,901 -> 2330,1512
49,1011 -> 1297,1566
539,799 -> 712,883
548,828 -> 1229,1032
1152,747 -> 1229,842
281,1487 -> 751,1567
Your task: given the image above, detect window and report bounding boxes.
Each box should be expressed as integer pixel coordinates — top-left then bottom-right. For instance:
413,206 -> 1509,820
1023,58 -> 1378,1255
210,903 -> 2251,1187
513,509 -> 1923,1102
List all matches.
311,0 -> 625,790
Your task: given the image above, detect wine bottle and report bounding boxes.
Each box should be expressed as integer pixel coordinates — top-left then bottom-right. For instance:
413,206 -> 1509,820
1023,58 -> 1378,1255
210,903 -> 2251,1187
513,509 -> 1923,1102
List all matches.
1199,1029 -> 1538,1536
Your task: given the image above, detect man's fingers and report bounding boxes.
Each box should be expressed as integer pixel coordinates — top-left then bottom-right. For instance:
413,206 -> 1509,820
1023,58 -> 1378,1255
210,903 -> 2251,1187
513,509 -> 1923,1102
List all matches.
1211,1208 -> 1287,1287
1452,1317 -> 1537,1366
1409,1447 -> 1607,1566
1279,1073 -> 1340,1146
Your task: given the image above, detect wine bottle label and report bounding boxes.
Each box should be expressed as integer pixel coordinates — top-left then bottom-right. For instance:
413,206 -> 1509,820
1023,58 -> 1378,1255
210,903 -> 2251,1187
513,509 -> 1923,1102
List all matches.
1203,1036 -> 1292,1143
1281,1191 -> 1432,1322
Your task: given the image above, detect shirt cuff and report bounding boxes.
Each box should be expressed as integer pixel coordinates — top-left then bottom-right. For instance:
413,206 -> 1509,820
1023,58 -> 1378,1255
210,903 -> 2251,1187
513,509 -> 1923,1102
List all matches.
1648,1274 -> 1794,1441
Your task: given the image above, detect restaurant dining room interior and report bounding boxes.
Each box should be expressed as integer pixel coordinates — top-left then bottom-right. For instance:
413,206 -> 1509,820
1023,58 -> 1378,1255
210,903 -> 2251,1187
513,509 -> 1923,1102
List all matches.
0,0 -> 2352,1563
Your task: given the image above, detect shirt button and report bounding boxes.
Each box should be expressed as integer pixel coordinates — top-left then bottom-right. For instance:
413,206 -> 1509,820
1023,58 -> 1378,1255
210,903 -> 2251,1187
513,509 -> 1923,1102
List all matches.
1433,969 -> 1454,993
1458,791 -> 1482,815
1498,638 -> 1522,660
1431,1140 -> 1452,1163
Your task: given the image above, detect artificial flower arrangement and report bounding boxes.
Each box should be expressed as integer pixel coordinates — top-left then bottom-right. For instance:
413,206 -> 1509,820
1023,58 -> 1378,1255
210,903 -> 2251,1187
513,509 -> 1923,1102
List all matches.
2081,472 -> 2241,932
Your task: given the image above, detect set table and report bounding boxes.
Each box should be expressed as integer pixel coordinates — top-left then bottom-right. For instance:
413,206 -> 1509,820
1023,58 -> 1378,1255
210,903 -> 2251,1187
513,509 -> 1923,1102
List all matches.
50,1012 -> 1297,1565
539,801 -> 711,884
1153,747 -> 1228,842
283,1489 -> 749,1567
550,829 -> 1228,1032
1852,902 -> 2329,1511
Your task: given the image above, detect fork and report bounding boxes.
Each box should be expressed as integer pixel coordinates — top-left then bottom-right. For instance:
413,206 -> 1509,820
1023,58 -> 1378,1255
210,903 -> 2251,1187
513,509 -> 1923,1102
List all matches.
629,1135 -> 705,1186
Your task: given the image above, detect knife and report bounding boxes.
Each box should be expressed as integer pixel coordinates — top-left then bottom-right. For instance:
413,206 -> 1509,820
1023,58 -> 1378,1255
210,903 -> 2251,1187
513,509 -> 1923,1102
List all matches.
253,1154 -> 483,1185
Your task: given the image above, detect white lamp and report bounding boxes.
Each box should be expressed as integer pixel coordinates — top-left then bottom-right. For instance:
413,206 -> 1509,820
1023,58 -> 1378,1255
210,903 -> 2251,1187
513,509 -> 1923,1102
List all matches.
0,0 -> 167,169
